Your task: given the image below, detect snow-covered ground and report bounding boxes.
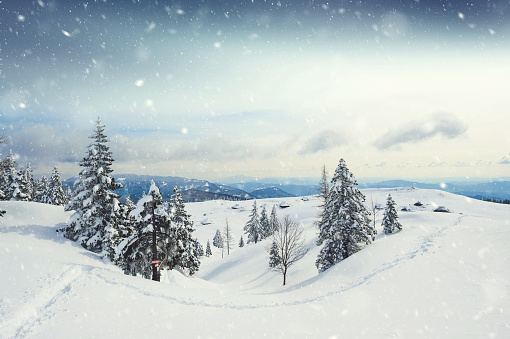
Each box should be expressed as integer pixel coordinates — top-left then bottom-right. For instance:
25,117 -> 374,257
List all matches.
1,188 -> 509,338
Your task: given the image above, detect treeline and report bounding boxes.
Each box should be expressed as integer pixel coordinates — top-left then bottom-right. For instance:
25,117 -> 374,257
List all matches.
57,118 -> 199,280
0,134 -> 68,207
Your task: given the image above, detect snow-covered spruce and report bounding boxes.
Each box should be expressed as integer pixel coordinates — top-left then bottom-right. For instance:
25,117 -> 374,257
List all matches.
117,183 -> 200,278
61,117 -> 123,258
315,158 -> 372,272
244,200 -> 261,243
168,186 -> 200,274
205,239 -> 212,256
45,167 -> 67,206
382,194 -> 402,234
213,229 -> 223,248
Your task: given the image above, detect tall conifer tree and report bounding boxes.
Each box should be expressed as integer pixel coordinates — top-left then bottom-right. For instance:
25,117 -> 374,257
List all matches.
62,117 -> 122,256
316,158 -> 372,272
382,194 -> 402,234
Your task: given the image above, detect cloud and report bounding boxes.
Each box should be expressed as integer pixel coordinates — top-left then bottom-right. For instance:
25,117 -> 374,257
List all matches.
298,130 -> 347,155
1,123 -> 88,168
498,153 -> 510,164
373,113 -> 468,150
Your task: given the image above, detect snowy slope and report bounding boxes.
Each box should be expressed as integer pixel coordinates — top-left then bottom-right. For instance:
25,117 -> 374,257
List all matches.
1,188 -> 509,338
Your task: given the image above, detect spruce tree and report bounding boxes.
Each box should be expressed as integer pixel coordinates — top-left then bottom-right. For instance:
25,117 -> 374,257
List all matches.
244,200 -> 261,243
238,236 -> 244,248
269,205 -> 278,236
62,117 -> 122,257
268,241 -> 280,268
168,186 -> 200,275
259,206 -> 270,239
213,229 -> 223,248
205,240 -> 212,257
318,164 -> 329,208
117,181 -> 170,278
24,164 -> 35,201
0,150 -> 17,200
315,158 -> 372,272
12,168 -> 30,201
194,239 -> 204,257
34,175 -> 49,203
47,167 -> 67,206
382,194 -> 402,234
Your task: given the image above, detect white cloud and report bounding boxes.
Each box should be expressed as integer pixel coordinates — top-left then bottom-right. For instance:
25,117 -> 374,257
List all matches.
373,113 -> 468,150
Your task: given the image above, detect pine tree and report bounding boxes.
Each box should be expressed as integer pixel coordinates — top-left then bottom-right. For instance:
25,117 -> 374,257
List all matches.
244,200 -> 261,243
315,158 -> 372,272
318,164 -> 329,208
11,168 -> 30,201
238,236 -> 244,248
34,175 -> 49,203
268,241 -> 280,268
24,164 -> 35,201
0,150 -> 17,200
117,181 -> 171,278
168,186 -> 200,275
62,118 -> 122,257
269,205 -> 278,236
213,229 -> 223,248
382,194 -> 402,234
47,167 -> 67,206
194,239 -> 204,257
259,206 -> 270,239
205,240 -> 212,257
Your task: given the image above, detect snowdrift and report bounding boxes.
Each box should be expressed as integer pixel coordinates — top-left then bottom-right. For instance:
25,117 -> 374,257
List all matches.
1,188 -> 509,338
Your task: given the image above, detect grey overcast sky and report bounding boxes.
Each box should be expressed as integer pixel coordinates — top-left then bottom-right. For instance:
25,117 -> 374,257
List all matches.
1,0 -> 509,180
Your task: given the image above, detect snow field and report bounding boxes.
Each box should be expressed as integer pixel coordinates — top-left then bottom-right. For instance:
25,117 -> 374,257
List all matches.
1,187 -> 509,338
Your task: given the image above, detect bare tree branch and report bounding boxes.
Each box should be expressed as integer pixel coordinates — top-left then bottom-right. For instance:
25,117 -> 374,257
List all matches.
268,215 -> 308,286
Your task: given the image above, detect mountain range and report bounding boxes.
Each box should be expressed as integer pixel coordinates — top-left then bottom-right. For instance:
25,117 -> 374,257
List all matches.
63,175 -> 509,203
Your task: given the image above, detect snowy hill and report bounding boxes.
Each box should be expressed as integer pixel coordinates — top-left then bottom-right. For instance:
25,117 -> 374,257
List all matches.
1,188 -> 509,338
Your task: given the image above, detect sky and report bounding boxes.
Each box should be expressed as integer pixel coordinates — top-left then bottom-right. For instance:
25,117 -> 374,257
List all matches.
1,0 -> 509,181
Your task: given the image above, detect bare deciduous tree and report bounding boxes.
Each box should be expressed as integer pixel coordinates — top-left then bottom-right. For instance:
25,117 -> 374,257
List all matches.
223,218 -> 234,256
369,196 -> 380,241
268,215 -> 308,286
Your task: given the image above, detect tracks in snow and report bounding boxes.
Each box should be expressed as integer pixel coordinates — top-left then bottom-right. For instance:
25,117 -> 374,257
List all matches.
0,265 -> 84,339
87,215 -> 467,311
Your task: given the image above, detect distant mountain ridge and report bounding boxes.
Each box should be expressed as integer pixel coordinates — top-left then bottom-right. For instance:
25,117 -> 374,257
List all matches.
64,174 -> 510,203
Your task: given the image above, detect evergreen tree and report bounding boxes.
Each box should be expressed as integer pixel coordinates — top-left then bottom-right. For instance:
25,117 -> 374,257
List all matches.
244,200 -> 261,243
205,239 -> 212,257
24,164 -> 35,201
238,235 -> 244,248
11,168 -> 30,201
315,158 -> 372,272
259,206 -> 270,239
111,202 -> 136,266
269,205 -> 278,236
382,194 -> 402,234
117,181 -> 170,278
0,150 -> 17,200
318,164 -> 329,208
47,167 -> 67,206
168,186 -> 200,275
62,118 -> 122,257
213,229 -> 223,248
194,239 -> 204,257
268,241 -> 280,268
34,175 -> 49,203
